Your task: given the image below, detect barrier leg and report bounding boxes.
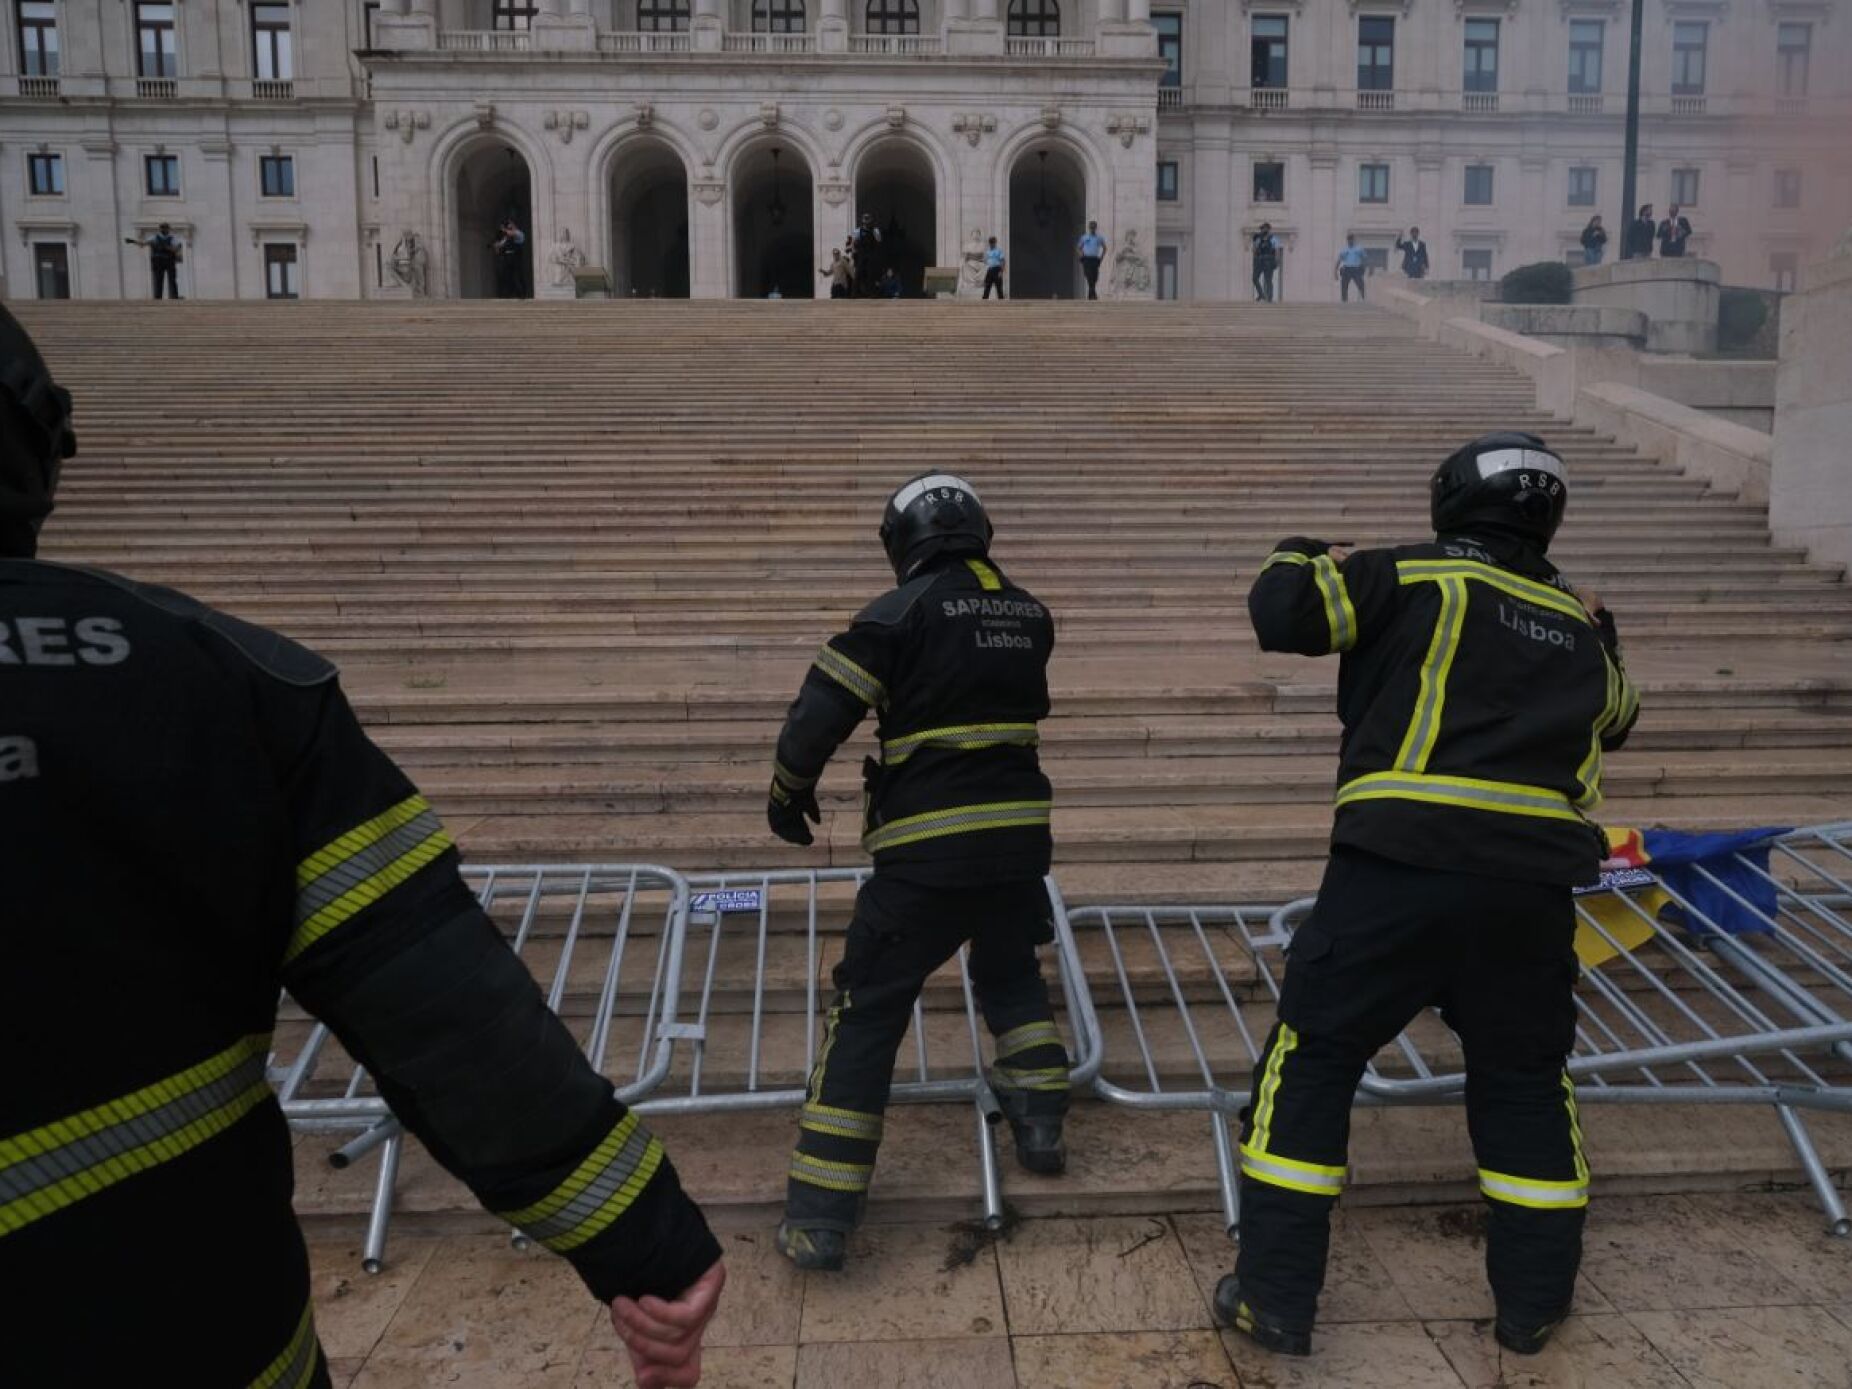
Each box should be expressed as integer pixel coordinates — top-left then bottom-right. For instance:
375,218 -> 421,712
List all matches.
362,1133 -> 403,1274
1212,1111 -> 1240,1238
976,1091 -> 1005,1231
328,1117 -> 400,1170
1774,1105 -> 1852,1237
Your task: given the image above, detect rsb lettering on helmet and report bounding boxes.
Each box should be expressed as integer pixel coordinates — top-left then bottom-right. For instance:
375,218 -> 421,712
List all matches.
1497,602 -> 1576,652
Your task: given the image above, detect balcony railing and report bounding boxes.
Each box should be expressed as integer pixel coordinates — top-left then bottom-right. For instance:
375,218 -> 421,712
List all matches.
18,75 -> 60,97
722,31 -> 816,53
1568,92 -> 1602,115
1461,90 -> 1498,113
252,79 -> 295,100
847,33 -> 943,56
1251,85 -> 1288,110
1670,92 -> 1707,115
1357,89 -> 1394,112
599,30 -> 694,53
1004,36 -> 1096,58
135,77 -> 177,98
438,29 -> 533,52
1775,95 -> 1808,115
1157,85 -> 1183,110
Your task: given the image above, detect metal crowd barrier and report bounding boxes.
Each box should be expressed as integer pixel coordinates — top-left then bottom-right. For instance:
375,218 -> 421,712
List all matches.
271,863 -> 693,1271
630,868 -> 1105,1230
1076,823 -> 1852,1239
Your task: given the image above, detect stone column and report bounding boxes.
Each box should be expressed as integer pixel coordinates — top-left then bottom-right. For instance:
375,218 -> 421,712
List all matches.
820,0 -> 849,53
951,0 -> 1004,54
693,0 -> 725,51
1307,145 -> 1339,303
1770,248 -> 1852,569
1099,0 -> 1127,20
1193,117 -> 1234,300
942,0 -> 969,17
534,0 -> 596,49
972,0 -> 1000,19
689,177 -> 730,298
1127,0 -> 1150,21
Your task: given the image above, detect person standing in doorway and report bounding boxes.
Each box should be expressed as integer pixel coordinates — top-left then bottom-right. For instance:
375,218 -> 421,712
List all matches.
1394,227 -> 1430,280
1335,235 -> 1369,302
1656,205 -> 1692,258
1252,224 -> 1282,302
1627,205 -> 1656,259
1580,216 -> 1608,266
851,213 -> 883,298
125,224 -> 184,300
821,248 -> 853,299
982,237 -> 1007,300
1077,222 -> 1108,301
492,218 -> 527,298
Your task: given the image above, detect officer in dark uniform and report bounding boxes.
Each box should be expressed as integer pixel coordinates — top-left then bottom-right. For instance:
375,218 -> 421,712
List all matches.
0,306 -> 724,1389
765,472 -> 1070,1272
1215,432 -> 1640,1358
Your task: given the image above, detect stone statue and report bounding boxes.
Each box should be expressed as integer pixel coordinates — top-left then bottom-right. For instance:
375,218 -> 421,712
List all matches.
1111,229 -> 1152,297
549,226 -> 586,288
387,230 -> 427,297
961,226 -> 987,289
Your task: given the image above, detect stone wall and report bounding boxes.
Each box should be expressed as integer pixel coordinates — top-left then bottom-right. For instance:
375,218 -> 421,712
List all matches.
1770,252 -> 1852,574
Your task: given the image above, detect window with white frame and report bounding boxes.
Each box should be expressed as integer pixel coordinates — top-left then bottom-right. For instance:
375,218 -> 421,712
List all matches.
1253,161 -> 1284,202
1156,245 -> 1179,300
1463,248 -> 1494,280
1568,166 -> 1597,206
1156,160 -> 1179,202
1672,21 -> 1707,94
145,153 -> 180,197
865,0 -> 918,33
1464,19 -> 1499,92
261,154 -> 296,198
1154,12 -> 1182,88
492,0 -> 537,28
27,150 -> 63,195
1464,163 -> 1494,205
1770,252 -> 1797,292
1250,15 -> 1287,88
16,1 -> 60,76
1358,162 -> 1389,204
135,2 -> 178,78
252,2 -> 292,79
1357,16 -> 1393,91
265,243 -> 300,299
1670,167 -> 1700,206
1774,169 -> 1801,209
1568,20 -> 1603,93
1007,0 -> 1059,36
752,0 -> 805,31
1777,23 -> 1810,96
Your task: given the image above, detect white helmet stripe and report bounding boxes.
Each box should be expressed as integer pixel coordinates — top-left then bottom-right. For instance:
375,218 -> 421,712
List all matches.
1475,447 -> 1565,482
889,473 -> 981,513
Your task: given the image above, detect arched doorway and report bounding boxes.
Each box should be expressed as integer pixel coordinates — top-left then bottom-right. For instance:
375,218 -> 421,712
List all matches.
1009,145 -> 1086,300
611,140 -> 690,298
733,143 -> 815,298
455,141 -> 533,299
854,140 -> 937,297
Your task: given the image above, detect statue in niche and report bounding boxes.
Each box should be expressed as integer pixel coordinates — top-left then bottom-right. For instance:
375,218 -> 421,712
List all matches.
549,226 -> 586,287
387,230 -> 427,297
1111,228 -> 1152,297
961,226 -> 988,289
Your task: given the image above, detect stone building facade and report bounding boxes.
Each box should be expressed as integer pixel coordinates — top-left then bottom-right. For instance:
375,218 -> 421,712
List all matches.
0,0 -> 1844,302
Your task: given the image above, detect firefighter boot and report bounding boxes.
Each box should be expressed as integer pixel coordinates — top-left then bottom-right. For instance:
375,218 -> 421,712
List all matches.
990,1078 -> 1067,1175
1495,1311 -> 1566,1356
775,1222 -> 847,1273
1213,1276 -> 1314,1357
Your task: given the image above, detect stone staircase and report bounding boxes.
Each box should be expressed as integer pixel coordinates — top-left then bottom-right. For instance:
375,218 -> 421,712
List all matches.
18,299 -> 1852,1237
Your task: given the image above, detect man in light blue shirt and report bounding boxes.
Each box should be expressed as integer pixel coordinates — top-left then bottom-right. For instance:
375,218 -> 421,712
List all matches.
1335,234 -> 1370,303
1077,221 -> 1107,300
983,236 -> 1007,300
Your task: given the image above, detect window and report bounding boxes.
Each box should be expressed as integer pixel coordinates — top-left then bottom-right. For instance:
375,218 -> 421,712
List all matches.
252,2 -> 292,79
1464,163 -> 1494,205
1252,160 -> 1284,202
1153,11 -> 1182,88
1774,169 -> 1801,210
145,153 -> 180,196
265,243 -> 300,299
638,0 -> 689,29
1156,160 -> 1179,201
1771,252 -> 1798,293
492,0 -> 536,28
1359,163 -> 1389,203
1671,167 -> 1700,206
1672,21 -> 1707,94
1568,19 -> 1603,93
1568,166 -> 1597,207
1464,18 -> 1499,92
1463,248 -> 1494,281
363,0 -> 381,46
864,0 -> 918,34
26,151 -> 62,195
17,1 -> 60,77
1007,0 -> 1059,36
35,242 -> 70,299
1251,15 -> 1287,89
1156,245 -> 1179,301
752,0 -> 805,31
135,3 -> 178,78
261,154 -> 296,197
1362,247 -> 1389,274
1357,16 -> 1393,91
1778,23 -> 1810,97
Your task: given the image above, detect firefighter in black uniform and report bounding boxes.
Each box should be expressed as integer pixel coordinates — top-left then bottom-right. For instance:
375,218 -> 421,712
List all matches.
1215,432 -> 1640,1358
765,472 -> 1070,1272
0,306 -> 725,1389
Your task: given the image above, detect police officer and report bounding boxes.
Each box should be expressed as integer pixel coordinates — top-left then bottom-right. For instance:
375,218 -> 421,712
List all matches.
1216,432 -> 1639,1358
766,472 -> 1070,1272
0,306 -> 725,1389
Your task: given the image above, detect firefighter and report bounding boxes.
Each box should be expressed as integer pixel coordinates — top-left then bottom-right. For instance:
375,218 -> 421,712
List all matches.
0,305 -> 724,1389
765,472 -> 1069,1272
1216,432 -> 1640,1358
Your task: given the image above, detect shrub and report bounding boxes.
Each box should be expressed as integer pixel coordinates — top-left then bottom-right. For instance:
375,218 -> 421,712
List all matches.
1718,288 -> 1770,349
1499,261 -> 1575,305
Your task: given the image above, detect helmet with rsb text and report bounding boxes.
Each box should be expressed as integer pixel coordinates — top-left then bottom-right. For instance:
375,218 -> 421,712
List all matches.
879,472 -> 994,582
0,304 -> 77,555
1430,431 -> 1567,549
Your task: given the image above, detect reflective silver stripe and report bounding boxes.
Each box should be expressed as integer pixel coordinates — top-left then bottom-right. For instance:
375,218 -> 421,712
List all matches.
249,1305 -> 321,1389
1312,555 -> 1358,652
813,645 -> 885,706
789,1152 -> 874,1193
1475,446 -> 1565,482
994,1021 -> 1063,1060
1478,1171 -> 1589,1209
799,1104 -> 885,1142
861,800 -> 1052,854
513,1118 -> 658,1246
881,723 -> 1040,766
990,1065 -> 1070,1093
889,472 -> 981,513
773,760 -> 818,791
1336,771 -> 1583,823
1238,1147 -> 1346,1196
293,808 -> 445,926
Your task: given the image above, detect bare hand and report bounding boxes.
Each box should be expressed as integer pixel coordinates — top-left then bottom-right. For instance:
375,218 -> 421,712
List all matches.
611,1258 -> 727,1389
1325,545 -> 1353,564
1573,585 -> 1605,617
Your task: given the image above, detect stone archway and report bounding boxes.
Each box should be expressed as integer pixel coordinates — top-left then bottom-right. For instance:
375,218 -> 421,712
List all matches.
853,140 -> 937,297
732,142 -> 815,299
455,141 -> 533,299
610,139 -> 690,299
1009,144 -> 1086,300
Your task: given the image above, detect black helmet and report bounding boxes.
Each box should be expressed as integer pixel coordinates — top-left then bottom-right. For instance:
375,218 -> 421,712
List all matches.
0,304 -> 76,556
1430,431 -> 1567,549
879,472 -> 993,582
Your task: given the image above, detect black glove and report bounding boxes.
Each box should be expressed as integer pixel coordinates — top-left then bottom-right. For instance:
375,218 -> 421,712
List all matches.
768,781 -> 821,847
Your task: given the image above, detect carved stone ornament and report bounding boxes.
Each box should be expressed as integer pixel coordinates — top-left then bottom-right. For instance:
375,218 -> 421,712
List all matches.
1106,113 -> 1151,149
382,109 -> 431,145
819,180 -> 851,207
473,101 -> 496,132
952,113 -> 997,147
698,108 -> 719,131
1110,228 -> 1152,297
1040,106 -> 1062,130
693,180 -> 726,205
886,106 -> 906,128
824,108 -> 845,131
543,109 -> 590,144
635,102 -> 654,128
760,103 -> 780,129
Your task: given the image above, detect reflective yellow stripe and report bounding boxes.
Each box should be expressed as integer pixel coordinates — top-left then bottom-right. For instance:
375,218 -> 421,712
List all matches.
1239,1143 -> 1346,1197
861,799 -> 1052,854
799,1102 -> 886,1143
880,722 -> 1041,767
1576,653 -> 1621,811
1261,550 -> 1314,571
1249,1023 -> 1297,1155
789,1152 -> 875,1193
1312,555 -> 1360,653
0,1035 -> 273,1237
1393,575 -> 1467,771
1337,771 -> 1584,823
497,1111 -> 666,1253
813,644 -> 886,707
288,792 -> 454,963
773,760 -> 818,792
990,1065 -> 1071,1093
1565,1072 -> 1589,1185
966,557 -> 1003,592
1478,1168 -> 1589,1209
1396,559 -> 1591,625
249,1304 -> 321,1389
994,1020 -> 1064,1060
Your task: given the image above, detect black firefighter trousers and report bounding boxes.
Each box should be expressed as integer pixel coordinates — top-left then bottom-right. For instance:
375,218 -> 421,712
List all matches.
786,874 -> 1070,1230
1235,846 -> 1586,1328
